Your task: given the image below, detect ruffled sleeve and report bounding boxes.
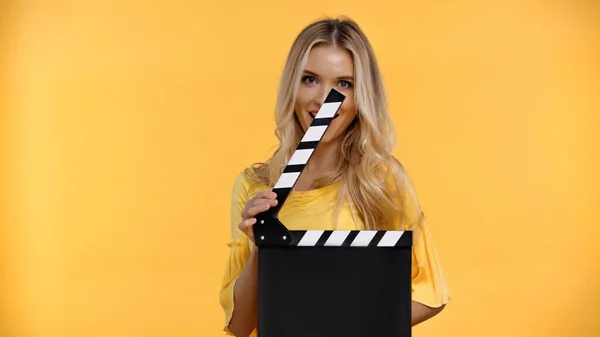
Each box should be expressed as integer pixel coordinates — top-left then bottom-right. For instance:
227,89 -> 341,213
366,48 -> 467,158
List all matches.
410,219 -> 451,308
388,163 -> 452,308
219,172 -> 254,335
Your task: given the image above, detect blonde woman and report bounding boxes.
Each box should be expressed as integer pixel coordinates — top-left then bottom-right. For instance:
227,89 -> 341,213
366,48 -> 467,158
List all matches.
219,17 -> 451,337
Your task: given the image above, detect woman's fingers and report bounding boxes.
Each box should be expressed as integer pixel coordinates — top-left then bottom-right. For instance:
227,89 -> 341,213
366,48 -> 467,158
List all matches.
241,194 -> 278,219
251,190 -> 278,203
242,202 -> 273,220
237,189 -> 278,244
238,218 -> 256,243
239,217 -> 256,231
252,197 -> 278,208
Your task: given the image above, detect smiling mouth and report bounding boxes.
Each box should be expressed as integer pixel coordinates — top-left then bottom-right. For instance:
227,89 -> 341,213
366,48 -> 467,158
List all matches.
309,111 -> 339,119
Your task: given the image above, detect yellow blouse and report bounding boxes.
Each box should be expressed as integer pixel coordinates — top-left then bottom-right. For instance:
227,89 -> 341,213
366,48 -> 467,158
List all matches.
219,171 -> 451,336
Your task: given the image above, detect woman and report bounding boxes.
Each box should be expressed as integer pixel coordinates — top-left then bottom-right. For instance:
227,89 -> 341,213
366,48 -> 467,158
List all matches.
219,16 -> 451,337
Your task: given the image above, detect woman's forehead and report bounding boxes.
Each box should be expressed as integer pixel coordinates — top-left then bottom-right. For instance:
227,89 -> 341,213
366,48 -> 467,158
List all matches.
303,45 -> 354,78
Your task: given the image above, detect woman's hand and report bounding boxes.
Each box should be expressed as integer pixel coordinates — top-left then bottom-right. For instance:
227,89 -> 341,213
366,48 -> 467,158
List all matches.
229,190 -> 277,337
238,189 -> 278,243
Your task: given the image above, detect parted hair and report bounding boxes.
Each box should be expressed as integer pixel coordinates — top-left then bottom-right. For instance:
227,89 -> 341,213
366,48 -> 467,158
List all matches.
245,16 -> 425,231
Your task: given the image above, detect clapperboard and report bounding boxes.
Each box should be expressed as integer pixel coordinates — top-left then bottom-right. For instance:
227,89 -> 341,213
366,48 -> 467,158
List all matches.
254,88 -> 413,337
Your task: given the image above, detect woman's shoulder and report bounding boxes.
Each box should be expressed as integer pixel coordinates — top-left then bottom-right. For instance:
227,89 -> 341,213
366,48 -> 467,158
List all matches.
380,156 -> 409,192
231,164 -> 270,198
382,156 -> 425,227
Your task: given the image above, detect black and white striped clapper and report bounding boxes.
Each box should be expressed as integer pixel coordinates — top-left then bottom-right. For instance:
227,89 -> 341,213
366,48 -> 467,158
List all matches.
253,88 -> 346,247
252,88 -> 413,337
287,229 -> 411,247
268,88 -> 346,217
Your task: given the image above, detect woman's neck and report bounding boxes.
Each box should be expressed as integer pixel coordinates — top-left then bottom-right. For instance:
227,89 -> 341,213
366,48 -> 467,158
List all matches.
293,139 -> 342,191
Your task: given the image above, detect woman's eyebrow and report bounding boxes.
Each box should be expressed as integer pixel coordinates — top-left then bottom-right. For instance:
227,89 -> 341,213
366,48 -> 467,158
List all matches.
303,69 -> 354,80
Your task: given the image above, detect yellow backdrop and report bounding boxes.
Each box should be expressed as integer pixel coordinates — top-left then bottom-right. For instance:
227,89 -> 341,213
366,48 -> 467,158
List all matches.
2,1 -> 599,336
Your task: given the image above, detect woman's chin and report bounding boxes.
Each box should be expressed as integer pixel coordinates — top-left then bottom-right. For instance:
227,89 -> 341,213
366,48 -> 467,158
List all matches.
320,129 -> 345,144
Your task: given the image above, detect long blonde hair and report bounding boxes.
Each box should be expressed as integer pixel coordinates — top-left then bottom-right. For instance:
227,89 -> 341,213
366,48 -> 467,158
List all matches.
245,16 -> 424,231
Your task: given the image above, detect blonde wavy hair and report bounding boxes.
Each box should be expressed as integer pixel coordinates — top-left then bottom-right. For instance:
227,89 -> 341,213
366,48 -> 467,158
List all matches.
245,16 -> 425,231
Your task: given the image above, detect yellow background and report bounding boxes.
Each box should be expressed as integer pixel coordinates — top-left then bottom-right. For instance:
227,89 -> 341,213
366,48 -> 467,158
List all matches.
2,1 -> 599,336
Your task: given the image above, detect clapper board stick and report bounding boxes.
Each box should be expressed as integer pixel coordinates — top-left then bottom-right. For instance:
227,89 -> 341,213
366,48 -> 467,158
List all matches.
253,88 -> 412,249
253,88 -> 346,247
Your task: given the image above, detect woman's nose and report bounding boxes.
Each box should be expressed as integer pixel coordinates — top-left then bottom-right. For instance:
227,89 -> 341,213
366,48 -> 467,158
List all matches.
315,86 -> 332,104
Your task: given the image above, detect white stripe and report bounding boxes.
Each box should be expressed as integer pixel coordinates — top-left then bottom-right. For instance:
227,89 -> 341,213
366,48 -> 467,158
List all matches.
297,230 -> 324,246
288,149 -> 313,165
315,102 -> 342,118
324,230 -> 351,246
377,231 -> 404,247
350,231 -> 378,247
274,172 -> 300,189
301,125 -> 327,142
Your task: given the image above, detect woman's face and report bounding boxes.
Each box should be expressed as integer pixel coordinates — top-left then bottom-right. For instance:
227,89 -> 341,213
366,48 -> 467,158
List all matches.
294,44 -> 357,144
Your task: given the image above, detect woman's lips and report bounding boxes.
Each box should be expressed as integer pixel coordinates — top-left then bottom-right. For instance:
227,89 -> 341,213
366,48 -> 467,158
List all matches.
309,111 -> 339,119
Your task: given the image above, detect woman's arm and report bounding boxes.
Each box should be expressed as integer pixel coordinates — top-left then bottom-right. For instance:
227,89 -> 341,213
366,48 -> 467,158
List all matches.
411,301 -> 445,326
227,247 -> 259,337
227,187 -> 278,337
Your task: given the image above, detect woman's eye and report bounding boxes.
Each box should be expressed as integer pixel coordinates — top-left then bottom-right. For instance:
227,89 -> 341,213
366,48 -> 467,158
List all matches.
338,80 -> 352,88
302,75 -> 317,84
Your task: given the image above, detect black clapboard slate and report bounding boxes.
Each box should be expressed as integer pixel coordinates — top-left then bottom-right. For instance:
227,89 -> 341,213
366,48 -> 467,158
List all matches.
253,88 -> 412,337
